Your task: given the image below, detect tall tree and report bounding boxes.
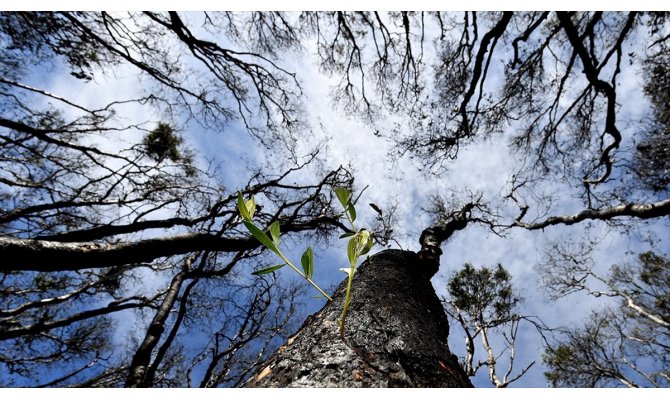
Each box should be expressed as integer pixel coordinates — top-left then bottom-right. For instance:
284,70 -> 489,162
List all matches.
1,11 -> 669,388
0,11 -> 352,387
541,249 -> 669,387
442,263 -> 539,388
243,219 -> 476,387
246,11 -> 670,388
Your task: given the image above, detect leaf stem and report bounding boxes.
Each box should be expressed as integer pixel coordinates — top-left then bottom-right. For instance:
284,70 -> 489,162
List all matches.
279,253 -> 333,301
338,266 -> 355,339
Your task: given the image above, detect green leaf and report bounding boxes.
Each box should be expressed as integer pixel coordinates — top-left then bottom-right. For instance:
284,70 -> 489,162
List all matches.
339,232 -> 355,239
245,196 -> 256,219
252,264 -> 285,275
237,192 -> 251,221
301,246 -> 314,278
269,221 -> 280,246
346,201 -> 356,223
356,229 -> 370,245
347,237 -> 357,266
360,236 -> 374,256
335,188 -> 351,208
243,221 -> 280,254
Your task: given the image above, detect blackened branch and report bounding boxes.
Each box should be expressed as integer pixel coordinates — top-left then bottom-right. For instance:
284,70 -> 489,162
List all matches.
417,203 -> 475,277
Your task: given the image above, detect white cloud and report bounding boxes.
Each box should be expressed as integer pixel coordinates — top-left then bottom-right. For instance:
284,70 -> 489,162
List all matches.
9,11 -> 668,387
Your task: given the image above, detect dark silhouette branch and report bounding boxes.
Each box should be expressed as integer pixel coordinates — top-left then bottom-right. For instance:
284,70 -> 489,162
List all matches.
417,203 -> 475,275
36,216 -> 213,242
1,211 -> 352,272
458,12 -> 512,136
125,259 -> 191,387
556,12 -> 631,185
0,297 -> 153,340
0,234 -> 256,272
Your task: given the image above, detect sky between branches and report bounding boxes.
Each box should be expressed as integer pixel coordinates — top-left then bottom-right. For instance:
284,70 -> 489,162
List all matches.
24,10 -> 670,387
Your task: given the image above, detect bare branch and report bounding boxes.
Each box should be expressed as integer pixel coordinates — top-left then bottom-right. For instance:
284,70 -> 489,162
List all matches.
0,234 -> 256,272
515,198 -> 670,230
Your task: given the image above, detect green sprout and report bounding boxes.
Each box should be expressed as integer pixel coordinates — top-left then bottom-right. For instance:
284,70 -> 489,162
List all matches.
237,188 -> 374,340
236,192 -> 332,301
334,188 -> 374,339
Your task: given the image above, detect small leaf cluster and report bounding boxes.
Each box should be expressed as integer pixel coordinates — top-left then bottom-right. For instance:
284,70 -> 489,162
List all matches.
237,193 -> 330,300
143,123 -> 184,162
542,345 -> 577,387
448,263 -> 519,325
237,188 -> 374,339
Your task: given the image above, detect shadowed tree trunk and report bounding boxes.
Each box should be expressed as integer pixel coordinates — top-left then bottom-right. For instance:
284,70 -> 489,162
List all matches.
242,249 -> 473,388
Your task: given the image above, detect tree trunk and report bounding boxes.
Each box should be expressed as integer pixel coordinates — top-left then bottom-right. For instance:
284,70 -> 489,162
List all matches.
242,249 -> 473,388
125,265 -> 188,388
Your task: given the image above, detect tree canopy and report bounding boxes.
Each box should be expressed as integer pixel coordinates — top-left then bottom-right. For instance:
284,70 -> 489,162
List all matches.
0,11 -> 668,388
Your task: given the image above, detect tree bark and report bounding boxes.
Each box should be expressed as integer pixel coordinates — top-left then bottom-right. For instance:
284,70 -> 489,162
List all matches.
0,216 -> 348,272
0,234 -> 255,272
515,198 -> 670,230
125,263 -> 189,388
242,249 -> 473,388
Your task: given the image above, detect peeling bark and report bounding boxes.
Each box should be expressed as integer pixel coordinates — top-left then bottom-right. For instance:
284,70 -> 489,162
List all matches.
242,249 -> 472,388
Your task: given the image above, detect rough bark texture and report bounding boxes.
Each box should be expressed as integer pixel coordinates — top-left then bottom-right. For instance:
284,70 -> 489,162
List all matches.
242,249 -> 473,388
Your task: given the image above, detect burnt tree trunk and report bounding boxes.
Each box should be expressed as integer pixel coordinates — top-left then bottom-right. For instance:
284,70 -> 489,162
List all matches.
242,249 -> 473,388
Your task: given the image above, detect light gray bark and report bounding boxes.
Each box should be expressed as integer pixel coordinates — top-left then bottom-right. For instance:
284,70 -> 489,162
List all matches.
516,198 -> 670,230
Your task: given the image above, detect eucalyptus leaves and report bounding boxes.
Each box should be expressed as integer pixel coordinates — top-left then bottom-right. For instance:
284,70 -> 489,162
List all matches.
237,193 -> 331,300
237,188 -> 374,338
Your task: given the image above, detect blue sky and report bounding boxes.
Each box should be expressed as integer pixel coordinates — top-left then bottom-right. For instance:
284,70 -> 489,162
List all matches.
181,12 -> 668,387
3,10 -> 668,388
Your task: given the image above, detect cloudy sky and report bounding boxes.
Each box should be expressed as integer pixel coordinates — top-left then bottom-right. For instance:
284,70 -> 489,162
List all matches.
12,7 -> 669,388
183,11 -> 667,387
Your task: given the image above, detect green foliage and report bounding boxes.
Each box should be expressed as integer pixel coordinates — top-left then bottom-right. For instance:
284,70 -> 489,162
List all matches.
335,188 -> 374,338
542,252 -> 670,387
541,309 -> 631,388
243,221 -> 280,255
448,263 -> 519,324
143,123 -> 184,163
269,221 -> 280,247
301,247 -> 314,279
237,192 -> 255,221
237,192 -> 331,300
334,188 -> 351,212
251,264 -> 285,276
542,345 -> 576,387
236,188 -> 374,339
335,187 -> 356,225
638,251 -> 670,287
369,202 -> 382,216
443,262 -> 536,386
638,251 -> 670,320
